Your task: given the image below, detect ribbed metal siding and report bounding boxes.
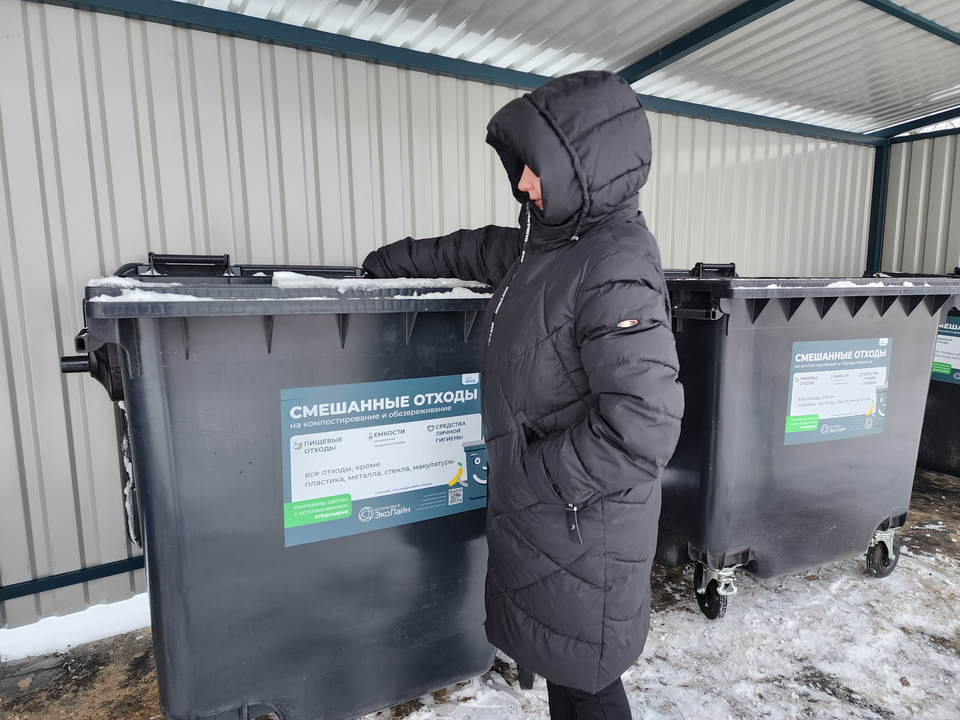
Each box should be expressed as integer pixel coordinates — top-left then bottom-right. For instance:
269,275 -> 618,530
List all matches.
0,0 -> 523,629
0,0 -> 146,630
882,135 -> 960,274
1,0 -> 875,628
631,0 -> 960,134
181,0 -> 744,77
642,112 -> 874,275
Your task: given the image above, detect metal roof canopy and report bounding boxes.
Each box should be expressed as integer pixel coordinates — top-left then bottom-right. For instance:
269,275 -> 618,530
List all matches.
32,0 -> 960,141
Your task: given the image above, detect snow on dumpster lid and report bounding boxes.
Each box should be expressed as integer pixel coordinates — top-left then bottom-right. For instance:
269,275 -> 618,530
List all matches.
83,272 -> 494,319
270,271 -> 490,293
667,276 -> 960,300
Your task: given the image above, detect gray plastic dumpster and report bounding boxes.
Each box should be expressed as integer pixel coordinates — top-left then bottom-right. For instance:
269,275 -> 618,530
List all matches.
865,268 -> 960,477
659,263 -> 960,619
61,254 -> 494,720
918,270 -> 960,477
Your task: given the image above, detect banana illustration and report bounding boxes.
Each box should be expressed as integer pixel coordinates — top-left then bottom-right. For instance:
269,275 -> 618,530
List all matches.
448,462 -> 466,486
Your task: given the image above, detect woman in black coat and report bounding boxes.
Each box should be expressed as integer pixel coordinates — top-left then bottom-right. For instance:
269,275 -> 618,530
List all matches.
363,70 -> 684,719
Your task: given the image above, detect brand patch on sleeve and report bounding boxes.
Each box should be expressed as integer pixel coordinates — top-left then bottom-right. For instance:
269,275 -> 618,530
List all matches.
617,319 -> 639,328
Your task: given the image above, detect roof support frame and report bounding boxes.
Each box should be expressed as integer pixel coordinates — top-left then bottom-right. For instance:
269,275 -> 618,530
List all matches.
616,0 -> 797,84
857,0 -> 960,47
890,126 -> 960,144
855,1 -> 960,139
639,95 -> 885,146
865,141 -> 892,274
27,0 -> 884,147
872,106 -> 960,138
613,0 -> 960,141
32,0 -> 551,89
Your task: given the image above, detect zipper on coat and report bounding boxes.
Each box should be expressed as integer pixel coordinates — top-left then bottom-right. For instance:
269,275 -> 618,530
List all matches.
565,504 -> 583,544
487,203 -> 532,347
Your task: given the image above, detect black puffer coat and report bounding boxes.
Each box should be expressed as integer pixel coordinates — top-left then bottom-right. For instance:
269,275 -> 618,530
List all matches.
363,71 -> 683,693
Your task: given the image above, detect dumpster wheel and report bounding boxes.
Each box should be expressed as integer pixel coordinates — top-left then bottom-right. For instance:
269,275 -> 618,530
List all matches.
517,665 -> 535,690
866,530 -> 901,578
693,564 -> 727,620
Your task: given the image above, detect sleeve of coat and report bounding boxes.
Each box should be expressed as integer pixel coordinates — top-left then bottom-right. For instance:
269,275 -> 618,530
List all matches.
362,226 -> 523,288
522,246 -> 684,507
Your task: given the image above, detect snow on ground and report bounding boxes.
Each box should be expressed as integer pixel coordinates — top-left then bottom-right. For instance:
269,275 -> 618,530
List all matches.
0,594 -> 150,662
2,476 -> 959,719
365,539 -> 960,719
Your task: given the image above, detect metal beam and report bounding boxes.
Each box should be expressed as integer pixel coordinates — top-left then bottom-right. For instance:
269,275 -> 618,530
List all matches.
865,142 -> 892,274
857,0 -> 960,47
638,95 -> 886,146
26,0 -> 885,148
30,0 -> 549,90
872,106 -> 960,138
0,557 -> 145,602
891,126 -> 960,144
617,0 -> 796,84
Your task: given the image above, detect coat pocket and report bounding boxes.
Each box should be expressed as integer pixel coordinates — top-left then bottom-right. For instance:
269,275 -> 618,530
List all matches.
516,411 -> 545,445
516,414 -> 566,508
520,421 -> 539,449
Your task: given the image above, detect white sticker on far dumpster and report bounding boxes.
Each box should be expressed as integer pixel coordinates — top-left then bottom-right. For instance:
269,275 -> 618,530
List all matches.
785,338 -> 892,445
931,315 -> 960,385
280,375 -> 485,547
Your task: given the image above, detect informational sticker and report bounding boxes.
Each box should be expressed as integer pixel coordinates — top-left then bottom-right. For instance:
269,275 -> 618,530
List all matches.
281,374 -> 485,547
785,338 -> 892,445
931,314 -> 960,385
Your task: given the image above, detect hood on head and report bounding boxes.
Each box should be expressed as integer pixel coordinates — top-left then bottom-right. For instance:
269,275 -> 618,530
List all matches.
485,71 -> 652,231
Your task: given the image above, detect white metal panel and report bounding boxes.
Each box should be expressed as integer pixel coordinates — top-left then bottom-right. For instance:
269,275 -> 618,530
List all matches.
0,0 -> 521,628
0,0 -> 144,629
897,0 -> 960,34
177,0 -> 744,77
1,0 -> 876,628
631,0 -> 960,134
883,136 -> 960,274
640,112 -> 874,276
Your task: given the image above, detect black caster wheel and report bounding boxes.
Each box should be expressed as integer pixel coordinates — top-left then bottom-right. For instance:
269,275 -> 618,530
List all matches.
694,563 -> 727,620
866,533 -> 901,578
517,666 -> 535,690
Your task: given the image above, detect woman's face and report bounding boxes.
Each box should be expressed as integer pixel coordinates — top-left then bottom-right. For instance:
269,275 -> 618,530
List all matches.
518,165 -> 543,210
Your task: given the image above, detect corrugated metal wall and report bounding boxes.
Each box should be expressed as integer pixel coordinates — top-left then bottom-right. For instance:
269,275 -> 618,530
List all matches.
0,0 -> 875,628
642,113 -> 874,276
882,134 -> 960,274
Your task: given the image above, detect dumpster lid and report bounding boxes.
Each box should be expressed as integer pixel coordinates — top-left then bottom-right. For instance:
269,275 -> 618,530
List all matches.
83,271 -> 493,319
665,273 -> 960,300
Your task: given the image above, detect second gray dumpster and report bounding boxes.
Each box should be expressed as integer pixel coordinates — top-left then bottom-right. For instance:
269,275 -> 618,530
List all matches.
659,266 -> 960,619
918,269 -> 960,476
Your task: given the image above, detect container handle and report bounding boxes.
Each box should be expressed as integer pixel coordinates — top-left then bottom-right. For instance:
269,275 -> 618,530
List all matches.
147,253 -> 233,276
691,262 -> 738,278
148,252 -> 231,267
60,356 -> 91,373
113,253 -> 236,277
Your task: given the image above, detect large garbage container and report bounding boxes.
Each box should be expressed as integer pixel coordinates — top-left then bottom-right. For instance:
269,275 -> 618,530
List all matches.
659,263 -> 960,619
918,269 -> 960,476
61,254 -> 495,720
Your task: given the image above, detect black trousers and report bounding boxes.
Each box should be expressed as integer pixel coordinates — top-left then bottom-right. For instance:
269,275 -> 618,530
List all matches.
546,677 -> 632,720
